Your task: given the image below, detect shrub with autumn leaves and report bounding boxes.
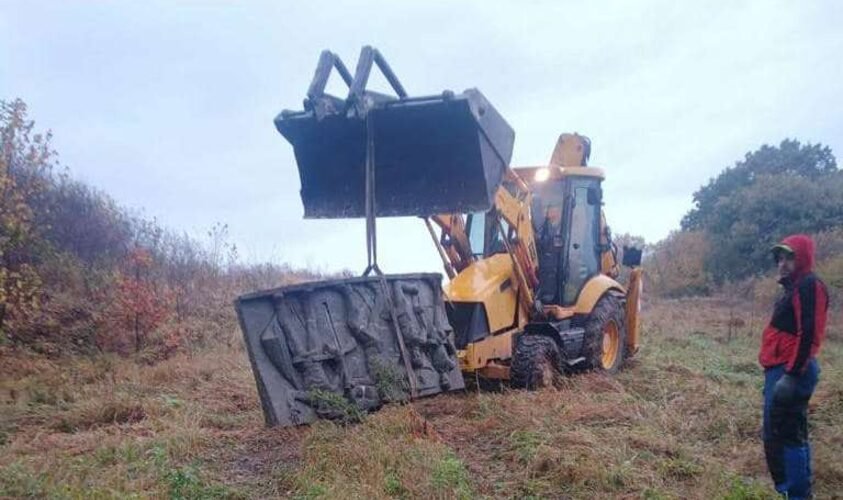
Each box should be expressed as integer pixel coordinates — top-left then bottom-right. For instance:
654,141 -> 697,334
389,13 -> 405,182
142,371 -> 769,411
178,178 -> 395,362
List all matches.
97,248 -> 175,355
1,99 -> 50,340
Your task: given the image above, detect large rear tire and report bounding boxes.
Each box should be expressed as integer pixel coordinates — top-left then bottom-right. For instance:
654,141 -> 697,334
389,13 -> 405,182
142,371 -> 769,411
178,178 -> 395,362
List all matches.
581,294 -> 627,373
510,335 -> 560,389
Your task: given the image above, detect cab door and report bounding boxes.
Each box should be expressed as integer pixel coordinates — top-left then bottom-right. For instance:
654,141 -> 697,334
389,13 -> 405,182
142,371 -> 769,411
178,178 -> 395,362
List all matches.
562,178 -> 602,305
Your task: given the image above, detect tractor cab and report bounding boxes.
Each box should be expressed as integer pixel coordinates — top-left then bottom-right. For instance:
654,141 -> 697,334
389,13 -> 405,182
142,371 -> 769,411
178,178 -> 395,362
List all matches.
506,134 -> 642,384
521,165 -> 607,308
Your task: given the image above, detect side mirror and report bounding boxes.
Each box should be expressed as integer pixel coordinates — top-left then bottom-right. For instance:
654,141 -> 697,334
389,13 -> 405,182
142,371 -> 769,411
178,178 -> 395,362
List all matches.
587,187 -> 602,206
622,246 -> 642,267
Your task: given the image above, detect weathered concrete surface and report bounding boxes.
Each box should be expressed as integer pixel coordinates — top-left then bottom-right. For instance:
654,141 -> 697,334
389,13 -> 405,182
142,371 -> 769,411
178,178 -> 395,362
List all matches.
235,273 -> 464,427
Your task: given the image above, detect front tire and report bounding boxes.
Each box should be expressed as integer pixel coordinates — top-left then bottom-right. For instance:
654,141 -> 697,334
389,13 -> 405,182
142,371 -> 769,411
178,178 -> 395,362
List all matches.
581,294 -> 627,373
510,335 -> 560,389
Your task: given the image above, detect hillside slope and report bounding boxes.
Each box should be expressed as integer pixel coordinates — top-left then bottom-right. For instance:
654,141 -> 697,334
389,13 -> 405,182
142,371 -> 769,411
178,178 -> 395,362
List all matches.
2,299 -> 841,499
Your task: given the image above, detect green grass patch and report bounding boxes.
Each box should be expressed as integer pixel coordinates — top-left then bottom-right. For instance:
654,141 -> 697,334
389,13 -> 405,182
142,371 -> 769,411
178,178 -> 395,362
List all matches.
308,388 -> 366,424
430,452 -> 472,499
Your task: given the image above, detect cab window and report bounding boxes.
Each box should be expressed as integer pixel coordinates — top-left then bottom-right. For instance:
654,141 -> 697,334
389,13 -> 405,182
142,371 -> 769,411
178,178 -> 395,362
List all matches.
563,178 -> 601,304
466,212 -> 485,258
466,212 -> 510,257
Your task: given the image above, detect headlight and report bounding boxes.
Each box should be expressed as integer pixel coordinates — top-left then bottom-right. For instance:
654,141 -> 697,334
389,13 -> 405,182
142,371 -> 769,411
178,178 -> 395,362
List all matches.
534,168 -> 550,183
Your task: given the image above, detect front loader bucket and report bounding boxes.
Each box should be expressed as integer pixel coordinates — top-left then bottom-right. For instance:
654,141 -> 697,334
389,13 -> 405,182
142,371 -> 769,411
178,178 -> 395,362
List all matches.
236,274 -> 465,427
275,89 -> 514,218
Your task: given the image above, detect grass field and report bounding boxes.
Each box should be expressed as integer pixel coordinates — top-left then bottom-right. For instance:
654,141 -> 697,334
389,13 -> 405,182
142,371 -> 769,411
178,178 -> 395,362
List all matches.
2,299 -> 841,499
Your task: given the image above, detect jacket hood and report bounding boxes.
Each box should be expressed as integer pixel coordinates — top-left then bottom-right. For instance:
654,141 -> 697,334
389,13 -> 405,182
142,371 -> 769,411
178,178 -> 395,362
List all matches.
779,234 -> 815,281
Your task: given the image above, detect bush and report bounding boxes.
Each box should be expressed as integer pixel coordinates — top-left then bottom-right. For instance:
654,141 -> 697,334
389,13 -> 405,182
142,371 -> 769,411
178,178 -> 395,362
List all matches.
645,231 -> 711,297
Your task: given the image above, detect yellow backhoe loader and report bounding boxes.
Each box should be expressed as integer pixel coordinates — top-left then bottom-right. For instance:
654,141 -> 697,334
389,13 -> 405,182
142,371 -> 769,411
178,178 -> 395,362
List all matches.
429,133 -> 643,387
236,46 -> 643,427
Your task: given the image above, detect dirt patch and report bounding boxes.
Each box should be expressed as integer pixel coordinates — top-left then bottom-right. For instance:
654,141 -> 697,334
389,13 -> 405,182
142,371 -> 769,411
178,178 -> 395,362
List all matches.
207,426 -> 309,495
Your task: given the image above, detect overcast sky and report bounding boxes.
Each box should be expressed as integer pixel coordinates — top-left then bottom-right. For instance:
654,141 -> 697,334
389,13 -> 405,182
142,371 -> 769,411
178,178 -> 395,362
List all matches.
2,1 -> 842,274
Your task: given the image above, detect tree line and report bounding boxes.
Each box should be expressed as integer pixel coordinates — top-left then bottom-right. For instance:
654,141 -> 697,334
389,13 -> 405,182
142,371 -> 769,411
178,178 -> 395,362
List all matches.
645,138 -> 843,297
1,99 -> 321,359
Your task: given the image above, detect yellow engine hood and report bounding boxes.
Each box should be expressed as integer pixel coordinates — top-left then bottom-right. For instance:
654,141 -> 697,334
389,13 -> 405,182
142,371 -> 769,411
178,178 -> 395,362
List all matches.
444,253 -> 521,345
444,254 -> 513,302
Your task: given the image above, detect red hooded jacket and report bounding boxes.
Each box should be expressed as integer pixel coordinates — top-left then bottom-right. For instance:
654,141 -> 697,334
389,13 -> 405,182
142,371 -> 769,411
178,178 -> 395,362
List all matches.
758,234 -> 829,374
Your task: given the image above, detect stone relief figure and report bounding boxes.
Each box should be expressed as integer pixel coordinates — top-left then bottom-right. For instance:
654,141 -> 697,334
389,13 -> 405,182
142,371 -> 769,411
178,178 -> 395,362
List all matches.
242,275 -> 464,426
392,280 -> 457,390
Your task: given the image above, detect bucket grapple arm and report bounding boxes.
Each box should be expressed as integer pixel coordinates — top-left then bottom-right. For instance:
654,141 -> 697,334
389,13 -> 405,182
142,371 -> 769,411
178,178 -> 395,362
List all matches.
274,46 -> 515,219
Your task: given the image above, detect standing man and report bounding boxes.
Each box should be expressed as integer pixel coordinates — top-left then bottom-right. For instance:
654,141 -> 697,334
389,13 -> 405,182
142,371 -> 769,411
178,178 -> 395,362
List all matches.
759,234 -> 829,499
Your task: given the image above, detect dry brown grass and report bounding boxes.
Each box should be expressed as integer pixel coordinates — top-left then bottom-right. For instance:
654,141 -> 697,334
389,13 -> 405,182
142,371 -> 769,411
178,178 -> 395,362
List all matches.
1,298 -> 841,499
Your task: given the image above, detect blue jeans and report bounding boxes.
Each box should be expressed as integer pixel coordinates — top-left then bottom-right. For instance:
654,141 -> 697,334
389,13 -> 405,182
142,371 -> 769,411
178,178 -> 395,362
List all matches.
763,359 -> 819,499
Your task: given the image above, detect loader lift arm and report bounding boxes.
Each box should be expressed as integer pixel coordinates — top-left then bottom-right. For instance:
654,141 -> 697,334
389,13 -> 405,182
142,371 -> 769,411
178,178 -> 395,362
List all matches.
427,169 -> 539,314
